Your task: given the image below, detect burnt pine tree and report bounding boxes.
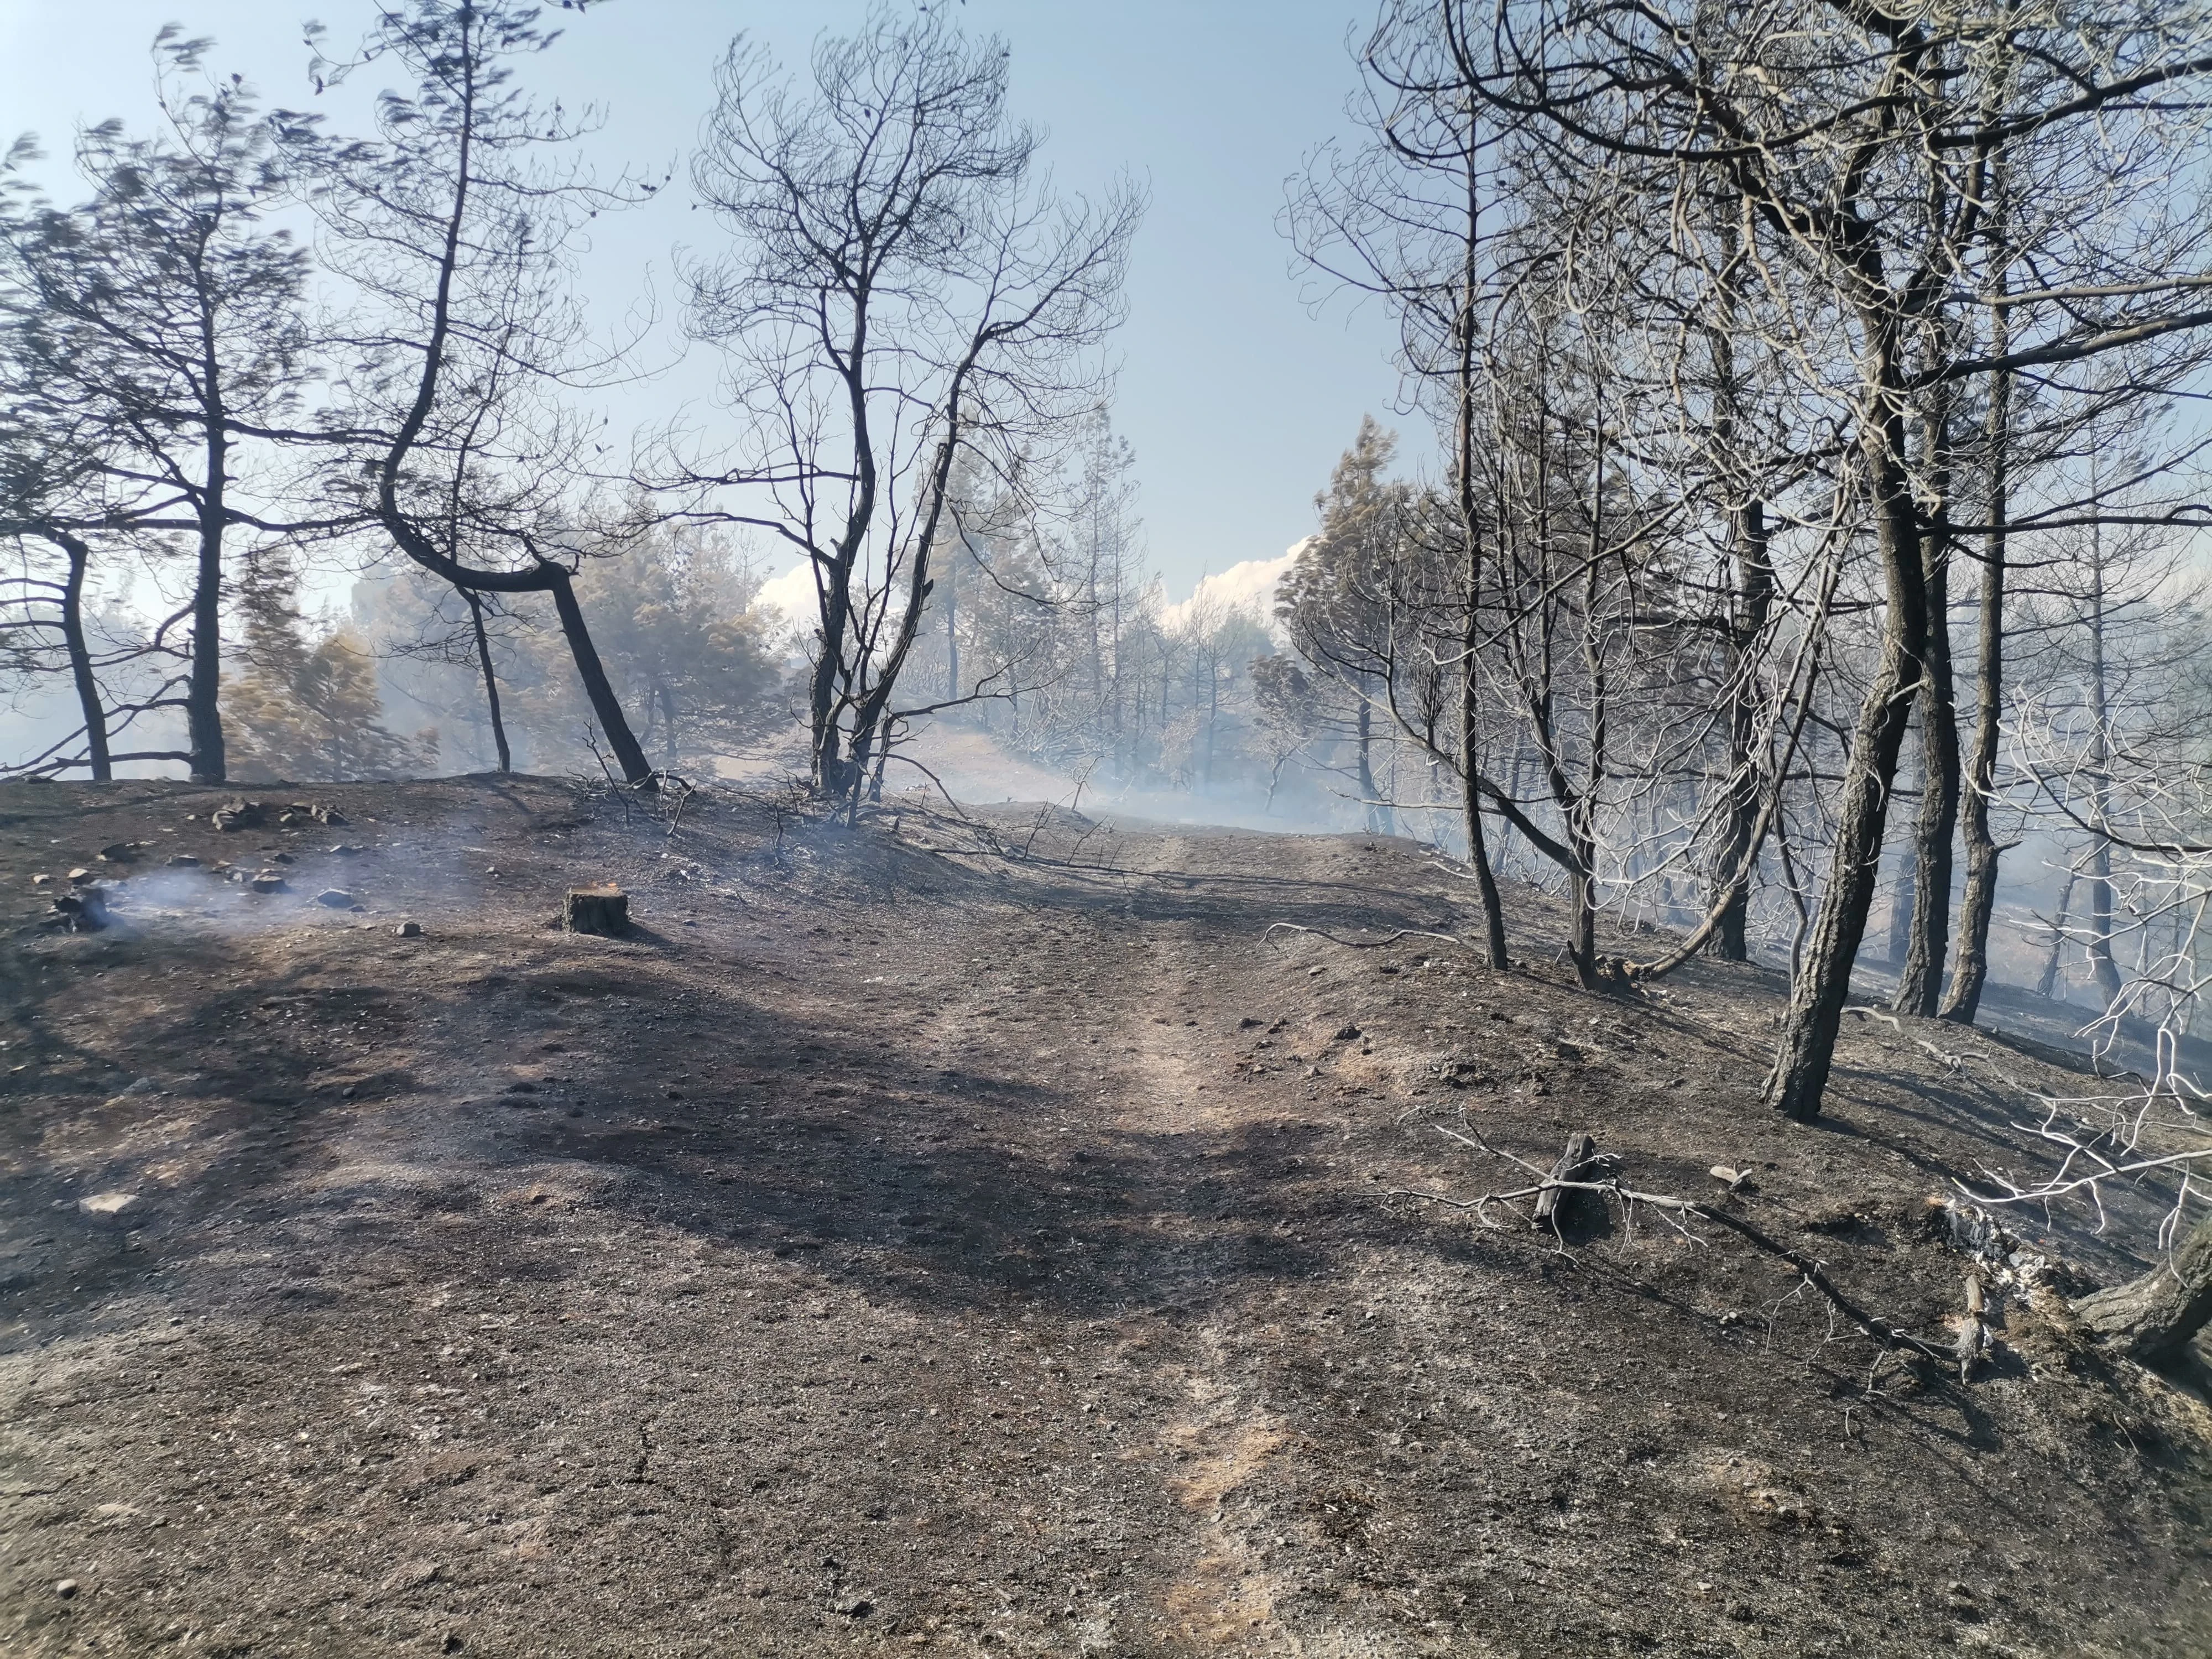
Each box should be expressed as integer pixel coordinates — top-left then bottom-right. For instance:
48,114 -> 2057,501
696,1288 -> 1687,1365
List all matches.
678,6 -> 1139,811
0,34 -> 317,783
304,0 -> 658,785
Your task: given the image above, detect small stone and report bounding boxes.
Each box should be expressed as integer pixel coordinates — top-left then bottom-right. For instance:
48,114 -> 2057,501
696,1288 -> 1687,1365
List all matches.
328,843 -> 365,856
837,1597 -> 874,1619
97,842 -> 136,863
80,1191 -> 138,1218
315,889 -> 356,908
503,1081 -> 539,1095
30,873 -> 51,886
271,852 -> 295,865
395,920 -> 422,938
165,855 -> 201,869
248,873 -> 287,894
54,1578 -> 77,1599
1333,1024 -> 1361,1042
67,868 -> 96,886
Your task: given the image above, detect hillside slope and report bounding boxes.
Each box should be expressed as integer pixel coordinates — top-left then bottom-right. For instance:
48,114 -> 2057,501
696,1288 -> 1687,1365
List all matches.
1,776 -> 2206,1657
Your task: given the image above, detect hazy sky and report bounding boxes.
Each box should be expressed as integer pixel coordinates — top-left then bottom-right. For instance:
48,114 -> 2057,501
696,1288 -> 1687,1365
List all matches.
0,0 -> 1410,598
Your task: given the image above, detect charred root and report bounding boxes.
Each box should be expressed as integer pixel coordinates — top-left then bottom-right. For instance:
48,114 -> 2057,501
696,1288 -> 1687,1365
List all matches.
2072,1215 -> 2212,1366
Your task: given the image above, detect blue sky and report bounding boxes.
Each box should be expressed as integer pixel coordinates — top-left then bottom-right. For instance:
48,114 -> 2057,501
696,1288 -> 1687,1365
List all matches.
1,0 -> 1410,597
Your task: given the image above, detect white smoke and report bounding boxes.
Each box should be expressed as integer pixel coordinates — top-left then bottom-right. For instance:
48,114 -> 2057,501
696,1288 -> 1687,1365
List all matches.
1159,543 -> 1304,640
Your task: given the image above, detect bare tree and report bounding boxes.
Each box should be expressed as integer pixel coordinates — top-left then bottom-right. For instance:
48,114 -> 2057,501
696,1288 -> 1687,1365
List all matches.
1286,1 -> 1522,961
0,34 -> 319,782
304,0 -> 659,786
1475,0 -> 2212,1118
675,8 -> 1139,813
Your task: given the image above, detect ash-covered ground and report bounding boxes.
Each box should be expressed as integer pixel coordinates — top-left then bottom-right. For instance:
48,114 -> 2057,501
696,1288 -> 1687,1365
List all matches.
2,775 -> 2207,1657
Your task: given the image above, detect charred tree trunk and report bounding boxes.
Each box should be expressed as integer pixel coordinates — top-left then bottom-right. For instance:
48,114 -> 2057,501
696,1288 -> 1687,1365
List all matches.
465,589 -> 512,774
2037,871 -> 2077,999
1451,165 -> 1509,969
545,568 -> 654,786
2084,541 -> 2123,1008
2086,838 -> 2124,1007
1460,532 -> 1508,968
945,542 -> 960,702
660,684 -> 681,765
185,419 -> 228,783
2073,1213 -> 2212,1365
1705,228 -> 1773,964
1763,378 -> 1928,1121
1896,400 -> 1960,1016
1567,455 -> 1609,992
1886,838 -> 1918,968
1941,348 -> 2010,1023
48,529 -> 112,781
1357,695 -> 1382,833
1715,498 -> 1774,961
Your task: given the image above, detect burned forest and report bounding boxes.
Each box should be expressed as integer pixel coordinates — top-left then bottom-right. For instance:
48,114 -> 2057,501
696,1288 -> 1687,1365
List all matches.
6,3 -> 2212,1656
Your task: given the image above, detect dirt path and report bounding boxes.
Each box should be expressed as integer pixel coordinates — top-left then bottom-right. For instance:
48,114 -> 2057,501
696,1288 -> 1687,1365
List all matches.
2,779 -> 2208,1657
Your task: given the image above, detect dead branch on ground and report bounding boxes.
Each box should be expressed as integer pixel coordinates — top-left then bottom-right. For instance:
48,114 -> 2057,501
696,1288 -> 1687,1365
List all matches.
1399,1122 -> 1949,1363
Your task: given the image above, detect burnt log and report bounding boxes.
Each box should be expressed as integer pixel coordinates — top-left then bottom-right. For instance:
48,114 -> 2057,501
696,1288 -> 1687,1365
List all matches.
2073,1213 -> 2212,1365
212,799 -> 265,831
564,885 -> 629,936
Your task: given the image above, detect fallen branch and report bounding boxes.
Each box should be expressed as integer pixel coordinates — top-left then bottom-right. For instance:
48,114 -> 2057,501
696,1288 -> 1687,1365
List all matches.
1421,1123 -> 1948,1363
1264,922 -> 1469,952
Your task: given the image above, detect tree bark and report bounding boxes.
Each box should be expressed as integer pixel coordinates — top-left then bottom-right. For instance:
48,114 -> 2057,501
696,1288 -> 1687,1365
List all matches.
2073,1213 -> 2212,1364
1763,385 -> 1928,1120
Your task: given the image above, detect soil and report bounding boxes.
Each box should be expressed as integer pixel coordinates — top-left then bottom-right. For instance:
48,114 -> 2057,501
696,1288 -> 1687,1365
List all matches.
1,774 -> 2208,1658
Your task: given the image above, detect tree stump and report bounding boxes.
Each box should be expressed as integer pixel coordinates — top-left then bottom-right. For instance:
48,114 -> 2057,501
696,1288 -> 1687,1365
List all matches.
1534,1131 -> 1598,1230
564,885 -> 629,936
